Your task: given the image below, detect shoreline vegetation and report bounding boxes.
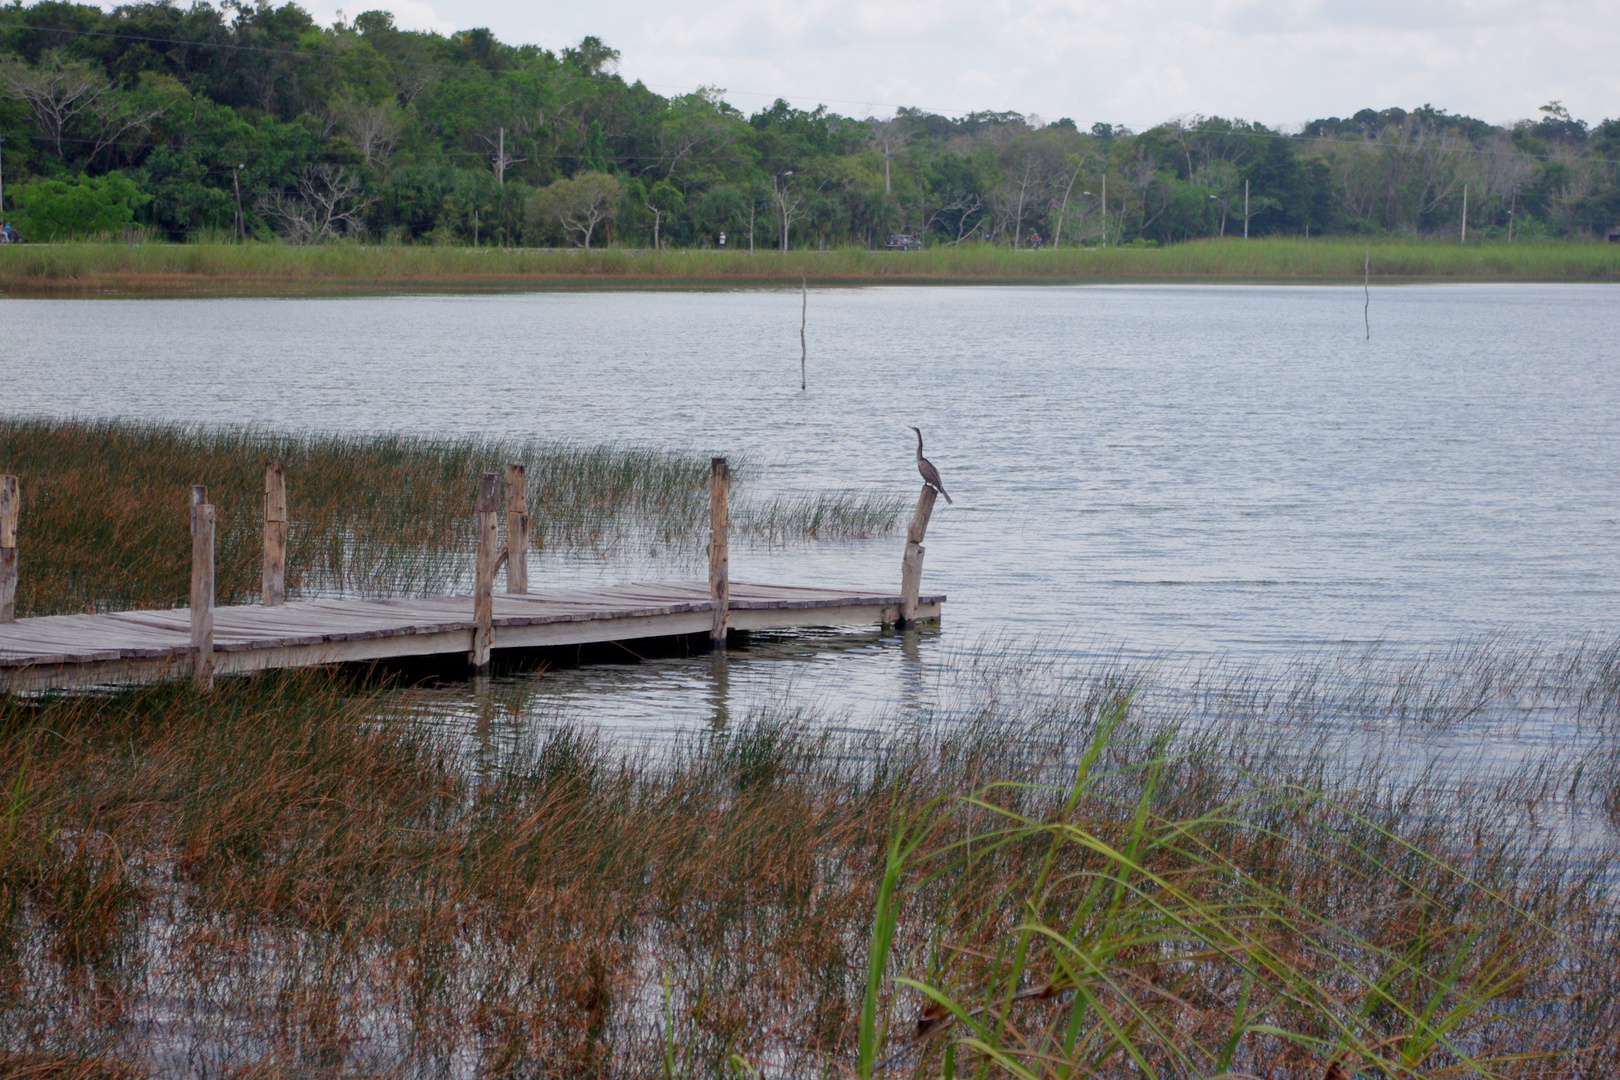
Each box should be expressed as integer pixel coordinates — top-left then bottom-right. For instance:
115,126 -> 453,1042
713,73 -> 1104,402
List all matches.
2,238 -> 1618,296
1,644 -> 1617,1073
0,417 -> 904,616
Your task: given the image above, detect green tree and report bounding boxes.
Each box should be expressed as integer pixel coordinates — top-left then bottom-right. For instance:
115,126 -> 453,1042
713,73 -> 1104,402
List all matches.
525,171 -> 623,247
11,170 -> 149,238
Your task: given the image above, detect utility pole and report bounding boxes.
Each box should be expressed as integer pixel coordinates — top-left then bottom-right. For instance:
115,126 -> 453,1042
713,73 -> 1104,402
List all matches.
496,127 -> 504,186
1507,190 -> 1516,244
0,134 -> 6,221
1100,173 -> 1107,245
1460,183 -> 1468,243
1243,179 -> 1250,240
233,164 -> 245,242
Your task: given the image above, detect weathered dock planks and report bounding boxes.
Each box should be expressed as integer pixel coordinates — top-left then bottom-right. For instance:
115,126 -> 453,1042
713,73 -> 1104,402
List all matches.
0,458 -> 948,691
0,581 -> 946,691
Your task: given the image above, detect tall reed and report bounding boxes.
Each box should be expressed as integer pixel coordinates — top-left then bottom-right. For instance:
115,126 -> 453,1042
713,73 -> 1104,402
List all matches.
0,639 -> 1614,1076
0,417 -> 903,616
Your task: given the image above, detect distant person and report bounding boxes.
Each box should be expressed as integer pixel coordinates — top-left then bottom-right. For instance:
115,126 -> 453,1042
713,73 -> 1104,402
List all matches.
4,224 -> 18,243
718,230 -> 726,248
0,223 -> 10,243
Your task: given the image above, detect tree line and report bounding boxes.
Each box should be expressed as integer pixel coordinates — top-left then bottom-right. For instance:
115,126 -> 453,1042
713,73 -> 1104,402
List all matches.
1,1 -> 1616,247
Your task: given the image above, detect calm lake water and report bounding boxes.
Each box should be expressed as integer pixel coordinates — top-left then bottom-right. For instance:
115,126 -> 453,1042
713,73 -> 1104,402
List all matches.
4,283 -> 1620,744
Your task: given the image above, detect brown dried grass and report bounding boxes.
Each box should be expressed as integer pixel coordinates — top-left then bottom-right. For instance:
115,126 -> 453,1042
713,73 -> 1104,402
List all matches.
0,662 -> 1615,1077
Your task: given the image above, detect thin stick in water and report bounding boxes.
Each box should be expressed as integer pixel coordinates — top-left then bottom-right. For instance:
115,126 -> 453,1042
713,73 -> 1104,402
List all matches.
1363,246 -> 1370,341
800,276 -> 808,391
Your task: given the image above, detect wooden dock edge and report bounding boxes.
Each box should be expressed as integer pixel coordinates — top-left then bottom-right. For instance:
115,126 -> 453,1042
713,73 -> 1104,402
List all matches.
0,597 -> 943,692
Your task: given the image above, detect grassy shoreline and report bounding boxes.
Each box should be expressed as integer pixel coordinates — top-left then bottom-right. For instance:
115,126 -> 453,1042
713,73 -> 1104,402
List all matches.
1,238 -> 1617,296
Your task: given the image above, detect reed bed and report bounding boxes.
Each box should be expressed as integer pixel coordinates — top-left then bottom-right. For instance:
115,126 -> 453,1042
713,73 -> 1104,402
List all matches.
0,239 -> 1615,296
0,416 -> 903,617
0,638 -> 1616,1077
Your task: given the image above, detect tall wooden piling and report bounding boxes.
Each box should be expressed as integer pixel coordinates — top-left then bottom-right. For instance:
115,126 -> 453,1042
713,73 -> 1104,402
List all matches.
505,463 -> 529,594
708,457 -> 730,650
0,474 -> 17,624
898,484 -> 938,626
190,487 -> 216,688
472,472 -> 499,672
263,462 -> 287,606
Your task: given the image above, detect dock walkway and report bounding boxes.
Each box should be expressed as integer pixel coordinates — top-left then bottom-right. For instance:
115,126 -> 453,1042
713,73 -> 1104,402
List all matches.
0,581 -> 945,691
0,459 -> 949,691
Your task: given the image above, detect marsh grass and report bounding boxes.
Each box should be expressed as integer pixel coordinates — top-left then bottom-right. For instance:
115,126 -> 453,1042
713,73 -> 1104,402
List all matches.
0,638 -> 1616,1077
0,239 -> 1615,296
0,417 -> 903,616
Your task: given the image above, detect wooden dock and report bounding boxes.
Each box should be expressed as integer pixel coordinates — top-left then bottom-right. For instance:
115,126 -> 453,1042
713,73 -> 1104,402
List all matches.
0,581 -> 945,691
0,458 -> 948,691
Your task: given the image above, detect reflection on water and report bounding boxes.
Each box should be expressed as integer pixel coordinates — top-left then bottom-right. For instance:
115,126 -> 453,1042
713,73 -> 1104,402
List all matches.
387,627 -> 1620,856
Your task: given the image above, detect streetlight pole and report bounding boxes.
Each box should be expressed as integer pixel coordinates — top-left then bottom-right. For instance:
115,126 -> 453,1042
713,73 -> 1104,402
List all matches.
1243,179 -> 1249,240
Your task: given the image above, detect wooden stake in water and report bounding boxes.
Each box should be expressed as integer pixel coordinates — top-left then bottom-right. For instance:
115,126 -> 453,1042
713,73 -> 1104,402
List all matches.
709,457 -> 730,650
0,474 -> 18,624
800,277 -> 808,391
899,483 -> 938,626
1363,246 -> 1371,341
263,462 -> 287,606
472,472 -> 499,672
505,463 -> 529,594
190,490 -> 216,689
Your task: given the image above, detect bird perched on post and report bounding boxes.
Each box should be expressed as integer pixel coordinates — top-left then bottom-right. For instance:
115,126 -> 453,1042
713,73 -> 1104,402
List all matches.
908,426 -> 953,504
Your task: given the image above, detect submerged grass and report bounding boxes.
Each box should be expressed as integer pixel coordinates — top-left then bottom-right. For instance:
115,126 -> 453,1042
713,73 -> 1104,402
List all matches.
0,416 -> 904,616
0,648 -> 1615,1076
0,239 -> 1615,296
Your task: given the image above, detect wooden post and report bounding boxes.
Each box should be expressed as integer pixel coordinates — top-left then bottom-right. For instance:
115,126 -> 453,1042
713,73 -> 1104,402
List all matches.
0,474 -> 17,624
708,457 -> 730,650
263,462 -> 287,606
190,491 -> 216,689
505,463 -> 528,594
899,484 -> 938,626
472,472 -> 499,672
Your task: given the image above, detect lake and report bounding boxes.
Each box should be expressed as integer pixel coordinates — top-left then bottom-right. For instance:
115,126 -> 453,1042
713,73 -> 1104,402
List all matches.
5,282 -> 1619,741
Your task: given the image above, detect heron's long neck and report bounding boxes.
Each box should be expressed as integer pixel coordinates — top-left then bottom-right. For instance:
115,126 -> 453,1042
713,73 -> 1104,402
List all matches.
914,432 -> 923,458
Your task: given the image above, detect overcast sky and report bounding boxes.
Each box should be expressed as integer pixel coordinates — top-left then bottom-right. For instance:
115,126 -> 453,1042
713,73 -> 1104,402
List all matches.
318,0 -> 1618,130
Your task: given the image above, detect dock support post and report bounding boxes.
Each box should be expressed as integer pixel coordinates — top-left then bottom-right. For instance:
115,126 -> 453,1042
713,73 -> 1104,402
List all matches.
709,457 -> 729,650
190,485 -> 215,689
0,474 -> 17,623
263,462 -> 287,606
505,463 -> 528,594
898,484 -> 937,627
472,472 -> 499,673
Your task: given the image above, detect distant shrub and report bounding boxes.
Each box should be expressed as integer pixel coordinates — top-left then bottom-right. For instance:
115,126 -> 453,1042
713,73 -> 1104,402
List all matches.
10,171 -> 151,240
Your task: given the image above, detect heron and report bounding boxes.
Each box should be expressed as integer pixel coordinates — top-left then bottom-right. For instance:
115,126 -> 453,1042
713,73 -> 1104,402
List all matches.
907,426 -> 953,504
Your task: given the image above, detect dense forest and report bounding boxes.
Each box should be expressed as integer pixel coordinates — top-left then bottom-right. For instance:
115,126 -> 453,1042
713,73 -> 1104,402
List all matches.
0,1 -> 1616,247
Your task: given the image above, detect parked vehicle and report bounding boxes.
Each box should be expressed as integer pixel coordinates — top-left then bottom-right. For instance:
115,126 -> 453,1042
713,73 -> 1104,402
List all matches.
884,234 -> 924,251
